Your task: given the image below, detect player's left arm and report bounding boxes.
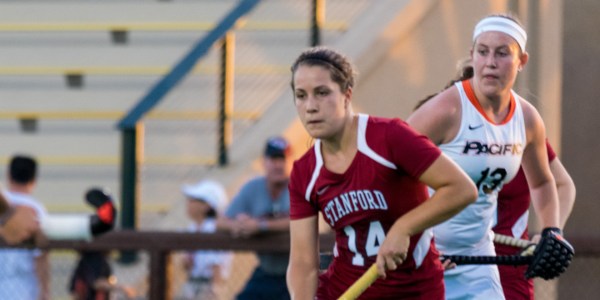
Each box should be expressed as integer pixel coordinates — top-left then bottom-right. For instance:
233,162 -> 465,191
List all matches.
549,158 -> 576,229
520,100 -> 560,229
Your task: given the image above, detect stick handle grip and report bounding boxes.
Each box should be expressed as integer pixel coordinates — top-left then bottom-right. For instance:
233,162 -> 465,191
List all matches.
337,264 -> 379,300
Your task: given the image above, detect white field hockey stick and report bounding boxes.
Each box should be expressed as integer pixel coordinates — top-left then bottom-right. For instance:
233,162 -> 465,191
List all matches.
337,264 -> 378,300
493,233 -> 535,249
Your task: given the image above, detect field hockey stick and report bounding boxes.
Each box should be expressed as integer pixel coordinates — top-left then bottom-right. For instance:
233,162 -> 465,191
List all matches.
441,254 -> 533,265
337,264 -> 379,300
493,233 -> 535,249
442,234 -> 536,265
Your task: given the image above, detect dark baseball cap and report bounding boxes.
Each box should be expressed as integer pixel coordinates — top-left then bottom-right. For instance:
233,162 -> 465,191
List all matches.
264,136 -> 291,158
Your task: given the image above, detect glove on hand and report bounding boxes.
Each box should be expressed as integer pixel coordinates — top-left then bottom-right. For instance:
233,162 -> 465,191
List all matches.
85,188 -> 117,236
525,227 -> 574,280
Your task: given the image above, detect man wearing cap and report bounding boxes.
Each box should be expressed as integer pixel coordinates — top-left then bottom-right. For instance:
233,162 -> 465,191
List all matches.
217,136 -> 292,300
180,180 -> 232,300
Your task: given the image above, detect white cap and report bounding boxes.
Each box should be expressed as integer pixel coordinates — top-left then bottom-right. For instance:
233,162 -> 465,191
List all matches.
473,16 -> 527,51
182,180 -> 227,213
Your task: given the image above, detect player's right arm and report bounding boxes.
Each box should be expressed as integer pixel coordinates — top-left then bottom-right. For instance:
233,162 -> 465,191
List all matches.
287,215 -> 319,300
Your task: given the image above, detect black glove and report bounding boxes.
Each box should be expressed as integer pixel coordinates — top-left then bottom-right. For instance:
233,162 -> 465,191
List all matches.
525,227 -> 574,280
85,188 -> 117,236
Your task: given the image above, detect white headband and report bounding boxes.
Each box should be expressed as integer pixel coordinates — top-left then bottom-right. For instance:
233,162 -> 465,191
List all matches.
473,16 -> 527,51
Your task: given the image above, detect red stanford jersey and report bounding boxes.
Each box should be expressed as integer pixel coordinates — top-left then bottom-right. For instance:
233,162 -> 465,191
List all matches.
493,141 -> 555,300
289,114 -> 444,299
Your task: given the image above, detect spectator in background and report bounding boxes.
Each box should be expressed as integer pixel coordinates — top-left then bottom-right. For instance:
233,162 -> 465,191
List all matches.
68,189 -> 135,300
179,179 -> 232,300
217,136 -> 292,300
0,155 -> 49,300
69,250 -> 137,300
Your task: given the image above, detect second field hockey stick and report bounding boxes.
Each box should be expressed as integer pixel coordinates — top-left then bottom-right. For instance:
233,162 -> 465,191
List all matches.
337,264 -> 379,300
493,233 -> 535,249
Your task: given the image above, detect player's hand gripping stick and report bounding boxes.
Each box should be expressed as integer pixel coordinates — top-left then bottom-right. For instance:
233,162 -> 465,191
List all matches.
442,227 -> 574,280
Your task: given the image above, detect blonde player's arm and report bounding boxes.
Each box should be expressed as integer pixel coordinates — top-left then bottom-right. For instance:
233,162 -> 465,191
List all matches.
287,215 -> 319,300
520,100 -> 560,229
377,154 -> 477,277
549,158 -> 576,229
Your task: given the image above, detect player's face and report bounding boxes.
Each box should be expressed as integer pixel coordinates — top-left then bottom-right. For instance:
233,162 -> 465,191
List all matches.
293,65 -> 350,140
471,31 -> 527,99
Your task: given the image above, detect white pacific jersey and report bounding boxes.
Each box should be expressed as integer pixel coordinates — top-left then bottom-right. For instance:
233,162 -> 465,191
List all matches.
433,80 -> 526,257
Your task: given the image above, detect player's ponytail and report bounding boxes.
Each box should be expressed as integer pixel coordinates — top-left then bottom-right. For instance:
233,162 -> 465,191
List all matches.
414,57 -> 473,111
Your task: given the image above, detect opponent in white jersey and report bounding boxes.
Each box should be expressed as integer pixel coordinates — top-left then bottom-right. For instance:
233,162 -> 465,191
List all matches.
434,79 -> 525,258
408,14 -> 562,300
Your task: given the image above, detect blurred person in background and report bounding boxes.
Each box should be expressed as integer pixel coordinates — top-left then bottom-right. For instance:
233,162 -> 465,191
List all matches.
68,188 -> 135,300
0,155 -> 49,300
178,179 -> 232,300
69,250 -> 137,300
217,136 -> 292,300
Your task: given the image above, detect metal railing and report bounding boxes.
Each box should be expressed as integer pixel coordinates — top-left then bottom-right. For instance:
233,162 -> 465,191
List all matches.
3,232 -> 598,300
2,231 -> 336,300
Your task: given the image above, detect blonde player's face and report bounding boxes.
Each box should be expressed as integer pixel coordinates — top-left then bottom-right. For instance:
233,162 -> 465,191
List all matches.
293,65 -> 349,140
471,31 -> 526,99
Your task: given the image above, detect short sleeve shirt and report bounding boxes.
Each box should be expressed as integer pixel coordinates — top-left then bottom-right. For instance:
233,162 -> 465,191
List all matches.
289,114 -> 444,299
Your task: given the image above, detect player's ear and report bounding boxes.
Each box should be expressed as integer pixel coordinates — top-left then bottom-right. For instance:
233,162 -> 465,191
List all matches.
344,87 -> 352,109
518,51 -> 529,71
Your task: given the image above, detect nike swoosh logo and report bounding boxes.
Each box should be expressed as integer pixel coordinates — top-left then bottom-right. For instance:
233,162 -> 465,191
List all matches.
468,124 -> 484,130
316,186 -> 329,195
